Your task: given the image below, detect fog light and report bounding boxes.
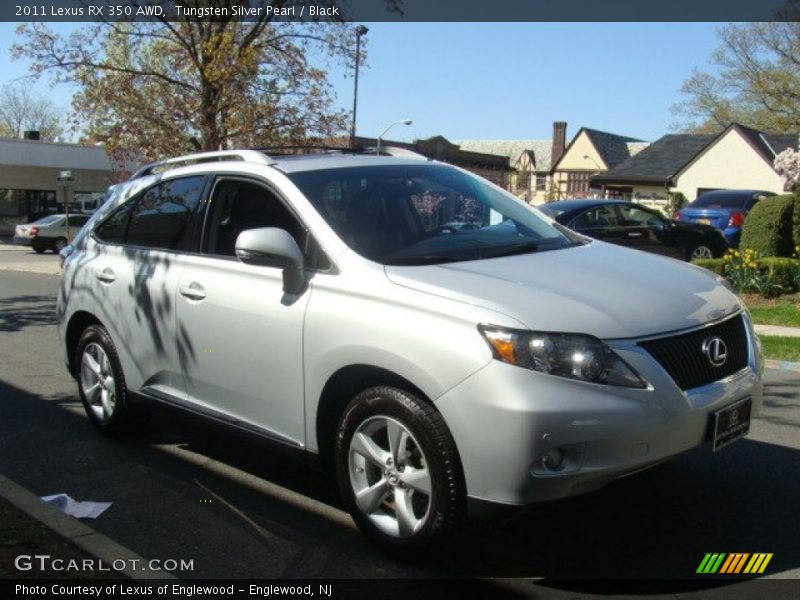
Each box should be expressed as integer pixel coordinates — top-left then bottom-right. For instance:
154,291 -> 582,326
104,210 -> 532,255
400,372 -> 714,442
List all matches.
541,448 -> 564,471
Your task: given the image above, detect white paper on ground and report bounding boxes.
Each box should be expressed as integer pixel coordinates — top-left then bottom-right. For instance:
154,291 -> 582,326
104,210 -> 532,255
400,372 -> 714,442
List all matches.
40,493 -> 112,519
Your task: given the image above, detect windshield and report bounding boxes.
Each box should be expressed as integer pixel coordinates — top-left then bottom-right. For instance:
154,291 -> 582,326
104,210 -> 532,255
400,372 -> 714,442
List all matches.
288,164 -> 580,265
690,193 -> 753,209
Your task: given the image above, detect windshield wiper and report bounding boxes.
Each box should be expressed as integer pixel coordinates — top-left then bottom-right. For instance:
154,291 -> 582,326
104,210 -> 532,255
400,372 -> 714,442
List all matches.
478,241 -> 540,259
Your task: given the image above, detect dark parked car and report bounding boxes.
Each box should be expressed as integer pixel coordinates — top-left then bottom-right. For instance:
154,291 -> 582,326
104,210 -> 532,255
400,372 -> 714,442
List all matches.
540,199 -> 728,261
676,189 -> 775,248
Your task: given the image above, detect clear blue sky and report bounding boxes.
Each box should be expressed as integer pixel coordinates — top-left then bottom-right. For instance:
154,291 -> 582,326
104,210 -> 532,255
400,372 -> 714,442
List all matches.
0,22 -> 723,144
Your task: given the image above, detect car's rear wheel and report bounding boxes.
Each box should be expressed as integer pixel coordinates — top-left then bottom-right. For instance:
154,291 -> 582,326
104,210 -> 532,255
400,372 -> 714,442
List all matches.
334,386 -> 465,557
32,244 -> 45,254
688,242 -> 714,261
53,237 -> 67,253
76,325 -> 142,436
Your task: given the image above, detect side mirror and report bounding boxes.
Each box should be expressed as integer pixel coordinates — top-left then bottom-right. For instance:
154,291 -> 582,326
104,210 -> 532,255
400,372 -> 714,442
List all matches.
235,228 -> 306,294
58,244 -> 74,269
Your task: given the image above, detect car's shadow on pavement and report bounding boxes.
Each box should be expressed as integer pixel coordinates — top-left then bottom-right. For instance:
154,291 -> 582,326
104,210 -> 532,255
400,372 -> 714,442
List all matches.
1,375 -> 798,589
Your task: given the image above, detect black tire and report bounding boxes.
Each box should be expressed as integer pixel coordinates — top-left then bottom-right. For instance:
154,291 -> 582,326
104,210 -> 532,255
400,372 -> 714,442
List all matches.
75,325 -> 144,436
334,386 -> 466,557
53,237 -> 67,253
32,244 -> 45,254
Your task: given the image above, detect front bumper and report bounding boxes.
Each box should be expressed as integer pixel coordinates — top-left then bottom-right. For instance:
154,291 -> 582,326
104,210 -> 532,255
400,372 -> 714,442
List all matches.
434,313 -> 763,506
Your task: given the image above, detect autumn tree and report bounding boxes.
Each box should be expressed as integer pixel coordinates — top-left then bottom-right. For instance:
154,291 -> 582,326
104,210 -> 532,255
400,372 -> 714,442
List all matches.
672,22 -> 800,134
0,83 -> 65,141
12,1 -> 361,164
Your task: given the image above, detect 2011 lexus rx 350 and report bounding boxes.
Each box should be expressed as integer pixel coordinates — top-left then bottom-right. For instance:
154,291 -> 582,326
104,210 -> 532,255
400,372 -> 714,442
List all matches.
57,149 -> 763,555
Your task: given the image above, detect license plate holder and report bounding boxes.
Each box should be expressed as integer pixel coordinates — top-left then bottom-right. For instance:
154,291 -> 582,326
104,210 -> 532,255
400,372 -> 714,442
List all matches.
697,218 -> 712,225
711,398 -> 752,451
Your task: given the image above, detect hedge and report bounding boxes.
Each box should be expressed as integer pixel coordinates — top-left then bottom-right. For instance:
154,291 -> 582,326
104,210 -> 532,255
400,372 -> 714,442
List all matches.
794,195 -> 800,253
693,258 -> 725,275
740,194 -> 796,257
693,256 -> 800,295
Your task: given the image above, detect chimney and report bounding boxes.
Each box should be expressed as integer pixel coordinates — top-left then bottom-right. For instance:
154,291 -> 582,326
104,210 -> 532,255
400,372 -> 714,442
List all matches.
23,130 -> 41,141
551,121 -> 567,167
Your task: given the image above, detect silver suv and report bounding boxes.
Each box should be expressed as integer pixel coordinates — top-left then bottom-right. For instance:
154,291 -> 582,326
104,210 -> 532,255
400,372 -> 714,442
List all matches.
57,149 -> 763,554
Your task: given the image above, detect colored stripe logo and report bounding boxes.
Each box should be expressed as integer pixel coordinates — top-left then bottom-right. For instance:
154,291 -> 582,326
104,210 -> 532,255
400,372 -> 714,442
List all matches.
697,553 -> 773,574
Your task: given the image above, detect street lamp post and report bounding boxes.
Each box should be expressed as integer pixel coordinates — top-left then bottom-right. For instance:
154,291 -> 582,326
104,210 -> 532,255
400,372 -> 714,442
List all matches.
376,119 -> 412,154
349,25 -> 369,148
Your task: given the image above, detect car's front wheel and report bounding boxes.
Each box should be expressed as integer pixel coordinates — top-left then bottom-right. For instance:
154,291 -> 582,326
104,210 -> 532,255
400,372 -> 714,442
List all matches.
76,325 -> 142,436
53,237 -> 67,253
334,386 -> 465,556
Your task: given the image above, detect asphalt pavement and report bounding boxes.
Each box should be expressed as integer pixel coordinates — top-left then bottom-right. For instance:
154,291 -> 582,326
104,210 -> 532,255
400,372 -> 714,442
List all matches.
0,266 -> 799,595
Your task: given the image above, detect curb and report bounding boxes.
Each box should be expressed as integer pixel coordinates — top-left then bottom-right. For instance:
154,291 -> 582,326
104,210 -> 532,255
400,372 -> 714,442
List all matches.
0,475 -> 179,582
764,359 -> 800,372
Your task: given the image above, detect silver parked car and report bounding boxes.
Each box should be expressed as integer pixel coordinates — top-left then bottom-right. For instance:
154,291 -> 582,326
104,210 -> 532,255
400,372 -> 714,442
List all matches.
14,213 -> 90,253
57,150 -> 763,554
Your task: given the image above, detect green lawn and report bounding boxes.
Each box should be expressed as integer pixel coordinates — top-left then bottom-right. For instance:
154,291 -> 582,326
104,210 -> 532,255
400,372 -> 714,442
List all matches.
759,335 -> 800,362
742,293 -> 800,327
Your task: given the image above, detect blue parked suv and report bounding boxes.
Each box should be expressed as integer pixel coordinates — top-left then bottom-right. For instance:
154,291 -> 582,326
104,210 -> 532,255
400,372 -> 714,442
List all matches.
676,189 -> 775,248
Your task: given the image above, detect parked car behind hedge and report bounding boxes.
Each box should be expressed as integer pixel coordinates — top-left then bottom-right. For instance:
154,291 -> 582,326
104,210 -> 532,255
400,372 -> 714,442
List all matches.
677,189 -> 774,248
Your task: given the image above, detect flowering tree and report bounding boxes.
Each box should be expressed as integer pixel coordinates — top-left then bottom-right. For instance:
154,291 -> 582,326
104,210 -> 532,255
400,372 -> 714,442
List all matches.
774,147 -> 800,192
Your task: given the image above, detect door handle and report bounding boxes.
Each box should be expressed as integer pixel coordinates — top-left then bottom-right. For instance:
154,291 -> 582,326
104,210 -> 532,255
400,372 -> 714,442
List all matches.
179,283 -> 207,301
95,268 -> 116,283
626,232 -> 644,238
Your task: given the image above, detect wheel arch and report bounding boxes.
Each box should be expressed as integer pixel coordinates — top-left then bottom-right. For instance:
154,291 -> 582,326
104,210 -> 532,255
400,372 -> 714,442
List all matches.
315,364 -> 432,471
65,311 -> 105,378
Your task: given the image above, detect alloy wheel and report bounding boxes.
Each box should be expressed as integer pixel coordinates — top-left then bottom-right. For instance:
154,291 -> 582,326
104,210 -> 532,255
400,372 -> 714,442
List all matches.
348,415 -> 432,538
691,245 -> 714,259
80,342 -> 117,423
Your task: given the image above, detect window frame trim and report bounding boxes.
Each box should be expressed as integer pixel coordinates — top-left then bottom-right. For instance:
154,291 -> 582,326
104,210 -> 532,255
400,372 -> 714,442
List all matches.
91,174 -> 212,254
198,173 -> 337,275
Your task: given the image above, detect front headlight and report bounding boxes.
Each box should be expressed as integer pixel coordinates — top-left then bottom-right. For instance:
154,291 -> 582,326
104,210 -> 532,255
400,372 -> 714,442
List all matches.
479,325 -> 647,388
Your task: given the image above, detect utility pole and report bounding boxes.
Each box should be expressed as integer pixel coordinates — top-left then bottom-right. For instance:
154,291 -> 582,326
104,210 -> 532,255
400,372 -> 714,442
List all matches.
349,25 -> 369,148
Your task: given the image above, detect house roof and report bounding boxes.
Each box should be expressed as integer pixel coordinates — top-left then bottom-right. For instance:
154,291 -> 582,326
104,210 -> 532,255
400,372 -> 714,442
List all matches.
592,134 -> 716,185
575,128 -> 647,171
593,123 -> 799,186
454,140 -> 553,171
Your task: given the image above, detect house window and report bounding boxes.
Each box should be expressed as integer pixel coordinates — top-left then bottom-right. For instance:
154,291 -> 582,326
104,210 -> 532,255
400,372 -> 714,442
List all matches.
535,175 -> 547,191
516,171 -> 530,191
565,172 -> 591,197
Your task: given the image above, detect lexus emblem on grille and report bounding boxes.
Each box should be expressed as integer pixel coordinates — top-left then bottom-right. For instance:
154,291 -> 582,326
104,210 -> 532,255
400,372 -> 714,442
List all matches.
702,336 -> 728,367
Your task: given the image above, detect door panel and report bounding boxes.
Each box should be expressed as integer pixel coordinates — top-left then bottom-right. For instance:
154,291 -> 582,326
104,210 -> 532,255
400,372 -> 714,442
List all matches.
176,256 -> 309,444
175,176 -> 311,446
91,244 -> 188,396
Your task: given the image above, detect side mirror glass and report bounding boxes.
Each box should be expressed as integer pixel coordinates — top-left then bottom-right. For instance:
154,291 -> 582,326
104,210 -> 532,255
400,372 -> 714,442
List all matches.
235,228 -> 306,294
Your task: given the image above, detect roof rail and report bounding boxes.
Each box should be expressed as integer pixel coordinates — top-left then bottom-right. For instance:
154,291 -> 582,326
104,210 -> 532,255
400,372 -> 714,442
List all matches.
252,144 -> 428,159
252,145 -> 351,155
131,150 -> 274,179
369,146 -> 429,160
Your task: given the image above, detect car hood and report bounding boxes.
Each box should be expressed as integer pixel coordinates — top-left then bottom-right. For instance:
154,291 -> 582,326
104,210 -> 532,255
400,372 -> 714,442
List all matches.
384,241 -> 740,339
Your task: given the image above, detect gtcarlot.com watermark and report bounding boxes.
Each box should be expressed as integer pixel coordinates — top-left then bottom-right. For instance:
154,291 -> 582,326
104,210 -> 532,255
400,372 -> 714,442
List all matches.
14,554 -> 194,573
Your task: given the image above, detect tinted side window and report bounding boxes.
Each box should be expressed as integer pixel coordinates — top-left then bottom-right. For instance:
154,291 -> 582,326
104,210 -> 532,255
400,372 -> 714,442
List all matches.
203,178 -> 329,270
571,206 -> 620,229
67,215 -> 90,227
126,176 -> 205,251
95,203 -> 133,244
618,206 -> 664,227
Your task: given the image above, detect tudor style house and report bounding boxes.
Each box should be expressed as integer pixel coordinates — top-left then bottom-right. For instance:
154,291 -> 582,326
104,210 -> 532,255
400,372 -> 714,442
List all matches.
549,125 -> 650,200
592,123 -> 798,202
458,122 -> 650,204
